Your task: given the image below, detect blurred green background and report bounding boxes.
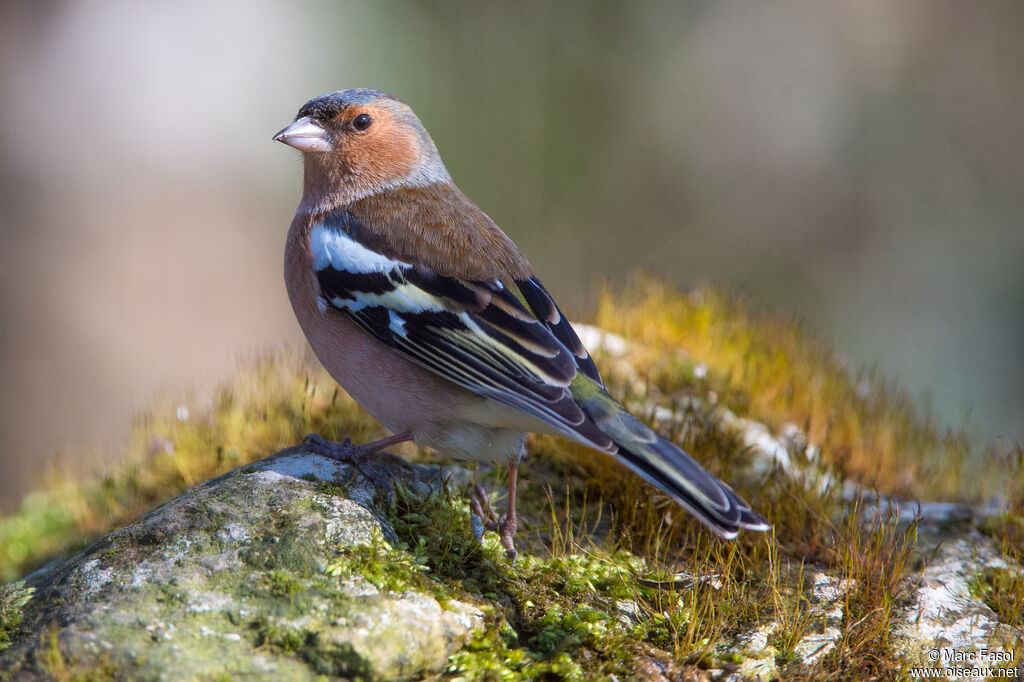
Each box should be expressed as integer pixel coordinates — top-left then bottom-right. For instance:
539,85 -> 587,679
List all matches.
1,1 -> 1021,511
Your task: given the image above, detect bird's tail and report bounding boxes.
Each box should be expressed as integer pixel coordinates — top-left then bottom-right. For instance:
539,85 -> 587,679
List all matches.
570,375 -> 770,539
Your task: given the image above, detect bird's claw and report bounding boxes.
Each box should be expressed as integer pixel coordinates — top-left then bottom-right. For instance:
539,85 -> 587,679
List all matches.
470,483 -> 517,561
303,433 -> 392,496
470,484 -> 499,529
498,514 -> 518,562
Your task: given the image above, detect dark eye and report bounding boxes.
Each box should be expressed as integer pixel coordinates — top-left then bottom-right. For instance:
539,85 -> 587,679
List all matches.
352,113 -> 373,131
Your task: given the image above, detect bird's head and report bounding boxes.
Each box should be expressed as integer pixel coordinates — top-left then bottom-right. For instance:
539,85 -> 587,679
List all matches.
274,89 -> 450,210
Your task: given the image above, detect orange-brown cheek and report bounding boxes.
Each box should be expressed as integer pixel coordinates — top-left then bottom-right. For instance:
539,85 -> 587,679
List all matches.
344,113 -> 421,186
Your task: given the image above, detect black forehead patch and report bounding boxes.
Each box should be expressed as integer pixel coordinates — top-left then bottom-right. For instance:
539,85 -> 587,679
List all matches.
296,89 -> 401,122
297,93 -> 347,121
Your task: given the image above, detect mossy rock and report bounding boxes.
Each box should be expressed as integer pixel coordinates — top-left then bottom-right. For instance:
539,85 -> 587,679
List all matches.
0,448 -> 482,681
0,291 -> 1022,679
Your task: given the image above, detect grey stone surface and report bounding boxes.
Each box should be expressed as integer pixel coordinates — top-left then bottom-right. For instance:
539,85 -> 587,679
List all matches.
0,447 -> 482,681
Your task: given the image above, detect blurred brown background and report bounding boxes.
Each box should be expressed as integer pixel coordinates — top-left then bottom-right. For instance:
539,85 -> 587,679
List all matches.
1,1 -> 1022,511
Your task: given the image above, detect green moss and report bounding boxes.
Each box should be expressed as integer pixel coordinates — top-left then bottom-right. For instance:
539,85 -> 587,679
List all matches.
267,570 -> 304,599
249,618 -> 371,678
0,582 -> 33,653
313,479 -> 350,500
445,621 -> 532,680
240,515 -> 323,581
419,447 -> 919,679
325,540 -> 431,595
384,480 -> 679,678
389,480 -> 499,593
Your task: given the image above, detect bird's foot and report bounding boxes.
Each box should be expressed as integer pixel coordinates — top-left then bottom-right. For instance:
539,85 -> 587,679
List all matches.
497,512 -> 518,562
470,483 -> 500,531
304,433 -> 392,494
469,483 -> 518,561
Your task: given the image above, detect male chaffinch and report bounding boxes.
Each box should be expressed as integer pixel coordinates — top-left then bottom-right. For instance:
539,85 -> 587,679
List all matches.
274,89 -> 769,559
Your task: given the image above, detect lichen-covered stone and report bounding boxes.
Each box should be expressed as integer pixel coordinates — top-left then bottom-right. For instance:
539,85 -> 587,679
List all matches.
895,524 -> 1021,669
0,447 -> 482,681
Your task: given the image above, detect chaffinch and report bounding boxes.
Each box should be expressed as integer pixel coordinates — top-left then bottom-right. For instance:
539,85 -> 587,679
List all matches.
274,89 -> 769,559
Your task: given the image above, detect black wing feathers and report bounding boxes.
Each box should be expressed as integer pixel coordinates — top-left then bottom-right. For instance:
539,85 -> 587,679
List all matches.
516,277 -> 603,385
311,218 -> 613,449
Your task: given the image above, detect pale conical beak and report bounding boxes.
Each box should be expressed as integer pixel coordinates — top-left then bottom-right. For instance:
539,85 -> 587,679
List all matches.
273,116 -> 332,153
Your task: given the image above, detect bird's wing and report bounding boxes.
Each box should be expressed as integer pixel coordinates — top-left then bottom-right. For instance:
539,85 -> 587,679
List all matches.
309,219 -> 615,450
308,215 -> 769,537
514,277 -> 604,386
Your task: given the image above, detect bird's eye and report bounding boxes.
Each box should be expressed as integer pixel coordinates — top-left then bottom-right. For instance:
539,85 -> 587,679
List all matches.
352,113 -> 373,131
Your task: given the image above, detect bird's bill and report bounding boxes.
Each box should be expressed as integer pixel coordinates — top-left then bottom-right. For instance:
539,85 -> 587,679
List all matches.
273,116 -> 332,153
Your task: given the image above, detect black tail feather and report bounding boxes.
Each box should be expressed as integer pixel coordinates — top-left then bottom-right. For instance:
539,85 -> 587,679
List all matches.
575,384 -> 770,538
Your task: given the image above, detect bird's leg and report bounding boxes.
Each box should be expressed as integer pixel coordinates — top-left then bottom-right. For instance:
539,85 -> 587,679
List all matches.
304,431 -> 411,491
498,457 -> 520,561
470,467 -> 500,534
468,457 -> 521,561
